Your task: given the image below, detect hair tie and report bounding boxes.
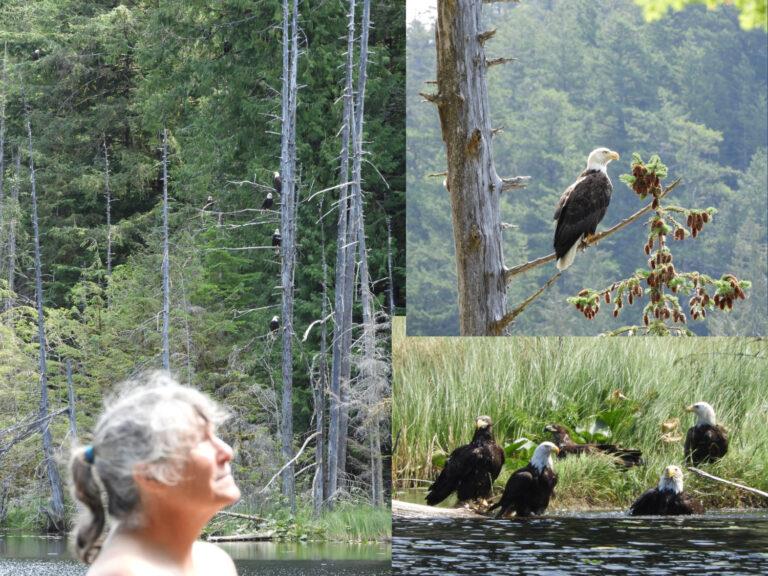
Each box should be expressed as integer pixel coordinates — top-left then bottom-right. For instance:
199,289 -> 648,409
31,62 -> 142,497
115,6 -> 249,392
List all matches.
84,445 -> 95,464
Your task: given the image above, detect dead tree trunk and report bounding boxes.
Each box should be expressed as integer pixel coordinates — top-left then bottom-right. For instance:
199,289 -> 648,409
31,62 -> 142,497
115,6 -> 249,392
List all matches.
327,0 -> 357,508
429,0 -> 527,335
24,90 -> 65,530
0,43 -> 7,272
4,150 -> 19,312
161,128 -> 170,370
103,136 -> 112,307
313,198 -> 328,515
386,216 -> 396,315
66,359 -> 78,444
279,0 -> 300,515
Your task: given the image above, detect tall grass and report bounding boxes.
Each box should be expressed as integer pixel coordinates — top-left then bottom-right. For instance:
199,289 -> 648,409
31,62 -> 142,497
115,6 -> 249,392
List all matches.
393,318 -> 768,508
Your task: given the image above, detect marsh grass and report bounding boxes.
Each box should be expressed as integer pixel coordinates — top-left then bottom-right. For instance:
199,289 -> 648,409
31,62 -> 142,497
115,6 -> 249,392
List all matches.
393,318 -> 768,509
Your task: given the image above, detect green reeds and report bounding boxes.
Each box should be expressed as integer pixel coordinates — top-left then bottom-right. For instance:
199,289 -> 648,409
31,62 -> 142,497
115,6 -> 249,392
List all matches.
393,318 -> 768,509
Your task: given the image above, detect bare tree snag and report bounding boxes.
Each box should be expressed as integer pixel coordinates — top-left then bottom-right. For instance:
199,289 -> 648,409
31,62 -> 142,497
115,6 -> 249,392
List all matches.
161,128 -> 171,370
66,359 -> 78,444
4,150 -> 19,312
433,0 -> 527,335
103,135 -> 112,307
24,87 -> 65,530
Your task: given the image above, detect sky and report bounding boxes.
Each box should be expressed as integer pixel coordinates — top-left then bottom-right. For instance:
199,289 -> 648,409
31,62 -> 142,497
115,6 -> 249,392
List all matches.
406,0 -> 437,25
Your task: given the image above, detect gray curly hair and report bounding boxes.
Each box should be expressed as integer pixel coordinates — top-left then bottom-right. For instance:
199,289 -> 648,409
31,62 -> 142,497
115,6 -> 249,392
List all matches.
69,371 -> 229,563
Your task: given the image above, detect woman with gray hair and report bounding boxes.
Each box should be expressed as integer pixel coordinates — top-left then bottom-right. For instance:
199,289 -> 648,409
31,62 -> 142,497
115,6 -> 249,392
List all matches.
70,372 -> 241,575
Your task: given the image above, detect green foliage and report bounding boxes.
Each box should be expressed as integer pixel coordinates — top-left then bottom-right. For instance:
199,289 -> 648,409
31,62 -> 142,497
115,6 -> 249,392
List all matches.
634,0 -> 768,31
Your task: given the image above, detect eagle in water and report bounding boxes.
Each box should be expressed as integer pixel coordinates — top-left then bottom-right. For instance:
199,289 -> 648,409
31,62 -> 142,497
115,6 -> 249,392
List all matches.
684,402 -> 728,465
425,415 -> 505,507
554,147 -> 620,270
489,441 -> 559,518
629,465 -> 703,516
545,424 -> 643,467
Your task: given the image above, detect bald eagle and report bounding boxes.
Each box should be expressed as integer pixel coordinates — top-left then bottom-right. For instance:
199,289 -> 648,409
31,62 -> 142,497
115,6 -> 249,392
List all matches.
261,192 -> 274,210
273,171 -> 282,194
685,402 -> 728,465
629,465 -> 703,515
425,416 -> 505,507
554,148 -> 620,270
269,315 -> 280,332
545,424 -> 643,468
272,228 -> 281,255
489,441 -> 559,518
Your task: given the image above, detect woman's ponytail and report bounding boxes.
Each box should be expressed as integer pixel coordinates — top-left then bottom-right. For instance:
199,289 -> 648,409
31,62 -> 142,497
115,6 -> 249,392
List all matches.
70,446 -> 105,564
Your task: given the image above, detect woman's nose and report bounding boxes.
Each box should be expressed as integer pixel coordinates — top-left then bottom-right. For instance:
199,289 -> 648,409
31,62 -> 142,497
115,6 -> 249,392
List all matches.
214,435 -> 234,461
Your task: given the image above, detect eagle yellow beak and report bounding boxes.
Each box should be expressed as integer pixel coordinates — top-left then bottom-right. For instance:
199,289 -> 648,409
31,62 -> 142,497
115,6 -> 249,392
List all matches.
665,468 -> 676,479
608,150 -> 620,161
685,405 -> 695,412
552,446 -> 560,455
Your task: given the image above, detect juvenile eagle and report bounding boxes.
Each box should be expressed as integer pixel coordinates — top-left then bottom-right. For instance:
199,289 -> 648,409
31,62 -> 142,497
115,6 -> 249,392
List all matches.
545,424 -> 643,467
554,148 -> 620,270
684,402 -> 728,465
425,415 -> 505,507
489,441 -> 559,518
629,465 -> 703,515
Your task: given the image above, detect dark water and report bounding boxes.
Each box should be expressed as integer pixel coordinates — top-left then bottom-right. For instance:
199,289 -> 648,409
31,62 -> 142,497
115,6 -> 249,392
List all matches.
393,511 -> 768,575
0,535 -> 391,576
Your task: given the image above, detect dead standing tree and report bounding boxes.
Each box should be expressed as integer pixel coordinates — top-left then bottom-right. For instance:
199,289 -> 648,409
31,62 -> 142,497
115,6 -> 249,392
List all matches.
23,84 -> 66,530
279,0 -> 300,515
161,128 -> 170,370
423,0 -> 528,336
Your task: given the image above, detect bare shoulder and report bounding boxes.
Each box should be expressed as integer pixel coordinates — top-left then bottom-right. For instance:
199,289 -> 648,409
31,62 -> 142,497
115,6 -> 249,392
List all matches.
194,540 -> 238,574
86,557 -> 155,576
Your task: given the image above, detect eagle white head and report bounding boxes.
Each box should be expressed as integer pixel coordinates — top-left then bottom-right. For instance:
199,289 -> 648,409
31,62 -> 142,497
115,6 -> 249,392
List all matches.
530,441 -> 560,471
686,401 -> 717,426
475,415 -> 493,430
266,192 -> 273,199
658,465 -> 684,494
586,147 -> 620,173
274,228 -> 280,235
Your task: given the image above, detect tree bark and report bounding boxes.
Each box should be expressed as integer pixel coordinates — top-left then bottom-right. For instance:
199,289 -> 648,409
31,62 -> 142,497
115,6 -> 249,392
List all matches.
25,91 -> 65,530
327,0 -> 357,508
435,0 -> 507,335
161,128 -> 170,370
279,0 -> 300,514
0,43 -> 7,274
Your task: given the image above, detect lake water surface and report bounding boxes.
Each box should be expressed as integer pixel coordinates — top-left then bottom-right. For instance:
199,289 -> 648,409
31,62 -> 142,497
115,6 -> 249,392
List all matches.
0,534 -> 391,576
393,511 -> 768,575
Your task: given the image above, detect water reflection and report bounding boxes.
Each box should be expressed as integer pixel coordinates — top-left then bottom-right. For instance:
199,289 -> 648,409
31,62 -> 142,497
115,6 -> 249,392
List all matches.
393,512 -> 768,575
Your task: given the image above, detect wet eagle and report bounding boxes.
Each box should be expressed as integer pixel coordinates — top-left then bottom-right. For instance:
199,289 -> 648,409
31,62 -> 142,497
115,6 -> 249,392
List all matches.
545,424 -> 643,468
629,465 -> 703,516
685,402 -> 728,465
554,148 -> 620,270
488,441 -> 559,518
425,415 -> 505,507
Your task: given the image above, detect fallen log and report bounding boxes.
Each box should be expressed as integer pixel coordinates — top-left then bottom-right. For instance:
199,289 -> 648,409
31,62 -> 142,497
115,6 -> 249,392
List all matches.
392,499 -> 486,519
206,530 -> 276,542
688,467 -> 768,499
215,510 -> 266,523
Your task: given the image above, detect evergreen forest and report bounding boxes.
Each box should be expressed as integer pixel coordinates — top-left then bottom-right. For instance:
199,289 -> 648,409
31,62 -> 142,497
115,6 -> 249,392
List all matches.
0,0 -> 403,537
407,0 -> 767,336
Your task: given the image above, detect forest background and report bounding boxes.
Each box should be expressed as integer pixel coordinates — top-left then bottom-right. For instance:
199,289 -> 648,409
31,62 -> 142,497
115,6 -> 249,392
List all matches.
0,0 -> 403,539
407,0 -> 767,336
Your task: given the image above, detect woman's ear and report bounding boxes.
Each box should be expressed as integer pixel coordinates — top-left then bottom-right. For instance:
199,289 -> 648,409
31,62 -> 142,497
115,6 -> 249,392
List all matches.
132,464 -> 165,495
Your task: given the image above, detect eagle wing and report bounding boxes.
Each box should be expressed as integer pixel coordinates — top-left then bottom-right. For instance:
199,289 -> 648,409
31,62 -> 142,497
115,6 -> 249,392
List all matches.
629,488 -> 661,515
554,171 -> 612,259
425,445 -> 474,505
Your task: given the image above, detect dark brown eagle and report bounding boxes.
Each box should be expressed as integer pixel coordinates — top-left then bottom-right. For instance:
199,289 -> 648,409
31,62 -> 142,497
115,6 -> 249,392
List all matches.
545,424 -> 643,467
554,148 -> 620,270
425,415 -> 505,507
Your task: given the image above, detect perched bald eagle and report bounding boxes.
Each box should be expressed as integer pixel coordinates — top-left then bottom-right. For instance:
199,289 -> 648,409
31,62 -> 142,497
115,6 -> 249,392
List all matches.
685,402 -> 728,465
629,465 -> 703,516
272,228 -> 281,255
261,192 -> 274,210
545,424 -> 643,468
273,171 -> 282,194
425,416 -> 505,507
489,441 -> 559,518
554,148 -> 620,270
269,315 -> 280,332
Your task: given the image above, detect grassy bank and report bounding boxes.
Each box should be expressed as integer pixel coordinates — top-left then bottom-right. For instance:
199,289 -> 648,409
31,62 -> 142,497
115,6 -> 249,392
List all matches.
1,502 -> 391,543
393,318 -> 768,509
